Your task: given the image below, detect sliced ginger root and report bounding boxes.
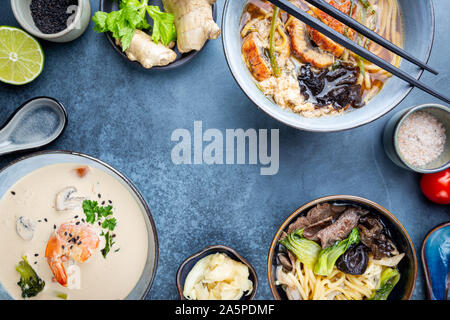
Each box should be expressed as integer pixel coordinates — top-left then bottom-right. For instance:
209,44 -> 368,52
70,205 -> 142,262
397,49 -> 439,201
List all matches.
117,30 -> 177,69
163,0 -> 221,53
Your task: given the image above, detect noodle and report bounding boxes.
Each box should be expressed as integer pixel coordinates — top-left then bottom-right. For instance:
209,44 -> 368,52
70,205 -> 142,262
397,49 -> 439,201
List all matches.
277,253 -> 403,300
241,18 -> 260,38
275,24 -> 289,52
240,0 -> 404,116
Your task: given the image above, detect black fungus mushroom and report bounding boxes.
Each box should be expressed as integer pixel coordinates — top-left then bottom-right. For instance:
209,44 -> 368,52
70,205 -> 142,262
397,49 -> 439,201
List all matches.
358,215 -> 397,259
298,63 -> 364,110
336,243 -> 369,275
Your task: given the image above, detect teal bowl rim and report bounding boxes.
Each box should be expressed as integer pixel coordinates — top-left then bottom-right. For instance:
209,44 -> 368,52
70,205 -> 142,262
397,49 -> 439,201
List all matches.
0,149 -> 159,300
393,103 -> 450,174
221,0 -> 436,132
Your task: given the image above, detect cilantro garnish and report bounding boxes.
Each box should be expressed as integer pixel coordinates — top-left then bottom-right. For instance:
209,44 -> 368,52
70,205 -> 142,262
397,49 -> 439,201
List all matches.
102,218 -> 117,231
82,200 -> 118,258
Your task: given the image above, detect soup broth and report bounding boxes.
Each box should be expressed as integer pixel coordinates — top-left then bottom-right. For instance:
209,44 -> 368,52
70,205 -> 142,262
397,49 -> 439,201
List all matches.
240,0 -> 404,118
0,163 -> 149,300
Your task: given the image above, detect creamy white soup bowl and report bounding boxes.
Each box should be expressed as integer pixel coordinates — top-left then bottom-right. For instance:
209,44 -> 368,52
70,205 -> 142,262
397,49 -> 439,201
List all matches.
0,150 -> 158,300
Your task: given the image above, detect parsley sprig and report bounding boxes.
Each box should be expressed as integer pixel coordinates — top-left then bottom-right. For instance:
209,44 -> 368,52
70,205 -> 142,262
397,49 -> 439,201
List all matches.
82,200 -> 118,258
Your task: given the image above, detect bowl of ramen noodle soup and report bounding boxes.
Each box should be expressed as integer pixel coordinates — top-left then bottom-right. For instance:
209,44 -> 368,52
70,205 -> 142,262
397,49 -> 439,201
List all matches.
222,0 -> 435,131
267,195 -> 417,300
0,151 -> 158,300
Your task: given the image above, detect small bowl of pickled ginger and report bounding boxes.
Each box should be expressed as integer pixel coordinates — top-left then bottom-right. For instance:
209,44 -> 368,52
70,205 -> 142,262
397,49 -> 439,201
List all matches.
176,245 -> 258,300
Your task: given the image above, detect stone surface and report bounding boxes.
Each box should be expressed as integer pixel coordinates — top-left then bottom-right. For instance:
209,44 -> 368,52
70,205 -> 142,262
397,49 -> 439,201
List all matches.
0,0 -> 448,300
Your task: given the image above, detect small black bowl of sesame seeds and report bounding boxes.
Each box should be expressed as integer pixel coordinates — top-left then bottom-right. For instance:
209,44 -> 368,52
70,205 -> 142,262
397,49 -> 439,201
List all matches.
11,0 -> 91,42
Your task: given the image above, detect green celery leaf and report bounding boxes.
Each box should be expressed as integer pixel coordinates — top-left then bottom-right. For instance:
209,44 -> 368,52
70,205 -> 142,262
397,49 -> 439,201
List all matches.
92,12 -> 108,33
147,6 -> 176,46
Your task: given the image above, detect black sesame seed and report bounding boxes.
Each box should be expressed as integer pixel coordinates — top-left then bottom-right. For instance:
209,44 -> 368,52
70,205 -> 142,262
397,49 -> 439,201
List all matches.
34,253 -> 39,257
53,224 -> 56,229
102,201 -> 105,205
98,193 -> 102,199
69,233 -> 72,237
64,232 -> 67,236
30,0 -> 78,34
76,221 -> 80,225
76,236 -> 80,240
62,245 -> 65,249
108,200 -> 112,204
38,220 -> 42,222
70,245 -> 73,249
74,215 -> 78,219
44,218 -> 48,222
98,221 -> 101,226
11,191 -> 16,195
34,261 -> 37,265
81,218 -> 85,223
78,241 -> 82,245
112,234 -> 116,238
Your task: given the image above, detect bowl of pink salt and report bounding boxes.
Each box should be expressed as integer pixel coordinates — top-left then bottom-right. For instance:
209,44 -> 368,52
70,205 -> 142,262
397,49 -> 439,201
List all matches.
383,104 -> 450,173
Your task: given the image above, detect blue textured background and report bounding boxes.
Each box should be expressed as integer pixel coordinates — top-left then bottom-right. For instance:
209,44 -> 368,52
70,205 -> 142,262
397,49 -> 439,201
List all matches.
0,0 -> 448,300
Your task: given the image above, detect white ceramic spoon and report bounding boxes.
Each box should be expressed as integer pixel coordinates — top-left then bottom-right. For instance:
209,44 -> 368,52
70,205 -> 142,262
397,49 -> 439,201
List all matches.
0,97 -> 67,156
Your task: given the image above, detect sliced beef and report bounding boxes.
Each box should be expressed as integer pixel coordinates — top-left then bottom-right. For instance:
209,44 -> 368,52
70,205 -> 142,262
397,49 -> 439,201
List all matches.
287,203 -> 346,234
287,215 -> 309,234
317,207 -> 362,248
358,215 -> 398,259
303,216 -> 333,241
306,203 -> 341,224
330,204 -> 347,214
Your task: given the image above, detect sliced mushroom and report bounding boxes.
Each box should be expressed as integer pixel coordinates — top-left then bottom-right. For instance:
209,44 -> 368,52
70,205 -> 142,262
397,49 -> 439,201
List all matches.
16,216 -> 36,241
277,253 -> 293,272
55,187 -> 86,211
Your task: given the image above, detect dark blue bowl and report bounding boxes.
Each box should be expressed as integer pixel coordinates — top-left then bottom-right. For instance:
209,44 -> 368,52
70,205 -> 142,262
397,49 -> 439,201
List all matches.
176,245 -> 258,300
268,195 -> 417,300
99,0 -> 217,70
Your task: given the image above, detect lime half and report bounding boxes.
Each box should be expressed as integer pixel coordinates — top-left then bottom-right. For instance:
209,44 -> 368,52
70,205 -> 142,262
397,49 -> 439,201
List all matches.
0,26 -> 44,85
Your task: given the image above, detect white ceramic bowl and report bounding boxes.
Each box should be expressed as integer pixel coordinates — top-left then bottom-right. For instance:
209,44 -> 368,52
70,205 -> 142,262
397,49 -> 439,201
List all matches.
0,151 -> 158,300
222,0 -> 435,132
10,0 -> 91,42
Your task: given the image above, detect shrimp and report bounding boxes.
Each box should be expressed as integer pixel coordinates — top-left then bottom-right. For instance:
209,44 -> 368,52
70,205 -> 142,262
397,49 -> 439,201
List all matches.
45,222 -> 100,287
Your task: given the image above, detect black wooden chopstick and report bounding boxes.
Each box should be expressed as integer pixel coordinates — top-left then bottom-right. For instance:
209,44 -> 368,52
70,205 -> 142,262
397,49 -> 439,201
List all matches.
267,0 -> 450,104
303,0 -> 438,75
